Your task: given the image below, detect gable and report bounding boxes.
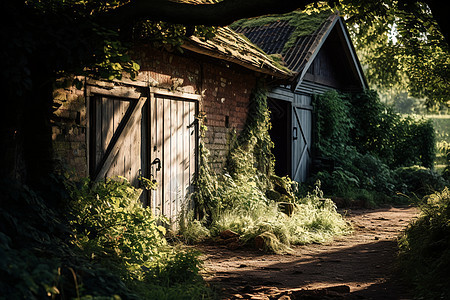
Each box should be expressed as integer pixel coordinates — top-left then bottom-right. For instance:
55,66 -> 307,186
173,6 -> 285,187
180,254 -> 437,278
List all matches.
233,11 -> 367,92
300,21 -> 367,92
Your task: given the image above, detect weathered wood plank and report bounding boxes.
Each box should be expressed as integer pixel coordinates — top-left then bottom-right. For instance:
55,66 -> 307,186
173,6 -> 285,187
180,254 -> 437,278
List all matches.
188,101 -> 196,210
95,97 -> 102,169
170,98 -> 177,220
175,101 -> 186,215
183,101 -> 190,211
151,88 -> 201,101
163,97 -> 171,218
155,95 -> 164,215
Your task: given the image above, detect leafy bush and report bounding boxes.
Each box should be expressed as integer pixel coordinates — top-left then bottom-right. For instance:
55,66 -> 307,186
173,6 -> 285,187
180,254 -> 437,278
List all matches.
311,90 -> 440,204
398,188 -> 450,298
0,177 -> 212,299
348,90 -> 436,169
394,166 -> 447,198
67,178 -> 211,298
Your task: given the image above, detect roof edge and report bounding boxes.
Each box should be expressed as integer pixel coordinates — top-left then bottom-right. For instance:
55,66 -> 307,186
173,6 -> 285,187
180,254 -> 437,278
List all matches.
184,27 -> 294,79
293,13 -> 339,90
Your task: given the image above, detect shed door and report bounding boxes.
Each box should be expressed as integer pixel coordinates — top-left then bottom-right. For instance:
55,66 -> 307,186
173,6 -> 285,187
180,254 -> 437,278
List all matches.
292,95 -> 313,182
149,95 -> 197,221
90,95 -> 147,188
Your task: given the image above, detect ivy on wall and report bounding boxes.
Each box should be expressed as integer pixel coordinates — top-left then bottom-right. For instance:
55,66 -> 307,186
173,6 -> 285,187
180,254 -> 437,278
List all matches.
192,80 -> 276,221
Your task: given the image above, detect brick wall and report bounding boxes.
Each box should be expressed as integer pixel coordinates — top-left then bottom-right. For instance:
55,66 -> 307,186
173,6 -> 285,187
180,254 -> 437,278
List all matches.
52,46 -> 258,176
52,78 -> 88,177
136,46 -> 257,172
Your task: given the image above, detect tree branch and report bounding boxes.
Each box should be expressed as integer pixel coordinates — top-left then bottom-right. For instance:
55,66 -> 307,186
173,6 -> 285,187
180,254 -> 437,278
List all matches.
100,0 -> 314,27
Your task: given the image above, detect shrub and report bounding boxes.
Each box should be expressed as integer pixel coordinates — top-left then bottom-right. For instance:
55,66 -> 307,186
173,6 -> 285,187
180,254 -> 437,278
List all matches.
394,166 -> 447,198
311,90 -> 440,204
67,178 -> 211,298
398,188 -> 450,299
0,177 -> 212,299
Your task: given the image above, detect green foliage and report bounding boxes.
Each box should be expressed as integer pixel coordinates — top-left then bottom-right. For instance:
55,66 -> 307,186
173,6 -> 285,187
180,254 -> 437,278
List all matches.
228,81 -> 275,185
0,178 -> 67,299
338,0 -> 449,105
66,178 -> 167,269
394,166 -> 447,198
313,90 -> 353,157
398,188 -> 450,298
0,177 -> 211,299
311,90 -> 440,203
135,20 -> 216,51
138,174 -> 158,190
348,90 -> 436,168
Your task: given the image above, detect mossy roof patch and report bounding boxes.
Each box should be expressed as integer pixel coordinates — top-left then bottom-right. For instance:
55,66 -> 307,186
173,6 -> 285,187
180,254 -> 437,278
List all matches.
184,27 -> 293,78
232,11 -> 338,72
231,10 -> 331,53
231,10 -> 330,37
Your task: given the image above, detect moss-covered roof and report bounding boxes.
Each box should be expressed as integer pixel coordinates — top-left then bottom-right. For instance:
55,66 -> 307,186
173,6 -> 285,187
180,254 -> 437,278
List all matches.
184,26 -> 293,78
232,11 -> 338,73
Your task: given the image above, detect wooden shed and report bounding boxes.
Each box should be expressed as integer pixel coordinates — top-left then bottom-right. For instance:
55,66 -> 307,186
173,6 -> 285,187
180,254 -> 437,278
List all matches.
51,26 -> 290,223
234,11 -> 368,182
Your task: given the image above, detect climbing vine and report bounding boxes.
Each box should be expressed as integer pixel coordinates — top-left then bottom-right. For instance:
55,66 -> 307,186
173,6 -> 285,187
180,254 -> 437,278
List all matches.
191,80 -> 275,221
226,80 -> 275,191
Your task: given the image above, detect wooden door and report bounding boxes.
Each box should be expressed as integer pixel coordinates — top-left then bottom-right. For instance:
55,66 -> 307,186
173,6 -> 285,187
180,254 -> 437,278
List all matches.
89,93 -> 147,189
149,95 -> 197,221
291,94 -> 313,182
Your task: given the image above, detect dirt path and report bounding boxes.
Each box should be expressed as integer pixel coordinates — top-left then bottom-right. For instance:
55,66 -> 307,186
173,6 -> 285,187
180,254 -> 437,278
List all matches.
197,206 -> 418,300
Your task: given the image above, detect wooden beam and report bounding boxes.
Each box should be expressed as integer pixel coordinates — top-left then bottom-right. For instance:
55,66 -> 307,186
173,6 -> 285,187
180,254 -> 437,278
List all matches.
87,85 -> 142,99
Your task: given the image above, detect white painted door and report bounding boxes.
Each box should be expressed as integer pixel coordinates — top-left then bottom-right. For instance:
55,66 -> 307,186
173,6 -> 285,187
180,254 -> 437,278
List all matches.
149,95 -> 197,221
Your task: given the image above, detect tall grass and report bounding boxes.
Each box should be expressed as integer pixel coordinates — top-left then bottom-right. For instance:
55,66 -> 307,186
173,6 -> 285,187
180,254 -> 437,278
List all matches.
183,175 -> 350,253
398,187 -> 450,299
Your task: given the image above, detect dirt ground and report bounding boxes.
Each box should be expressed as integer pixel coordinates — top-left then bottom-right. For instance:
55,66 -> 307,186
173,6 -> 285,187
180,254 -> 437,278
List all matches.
196,206 -> 418,300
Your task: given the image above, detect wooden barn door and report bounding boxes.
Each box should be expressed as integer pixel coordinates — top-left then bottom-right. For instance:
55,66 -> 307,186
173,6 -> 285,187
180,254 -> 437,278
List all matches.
89,93 -> 147,191
149,94 -> 197,221
291,94 -> 313,182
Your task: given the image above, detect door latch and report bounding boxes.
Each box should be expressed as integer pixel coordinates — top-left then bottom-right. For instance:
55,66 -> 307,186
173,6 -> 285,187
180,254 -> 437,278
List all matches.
151,158 -> 161,171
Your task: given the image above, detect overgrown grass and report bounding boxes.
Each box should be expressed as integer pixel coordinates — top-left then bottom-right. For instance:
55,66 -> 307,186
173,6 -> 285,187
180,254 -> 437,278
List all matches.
211,184 -> 350,250
398,188 -> 450,299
